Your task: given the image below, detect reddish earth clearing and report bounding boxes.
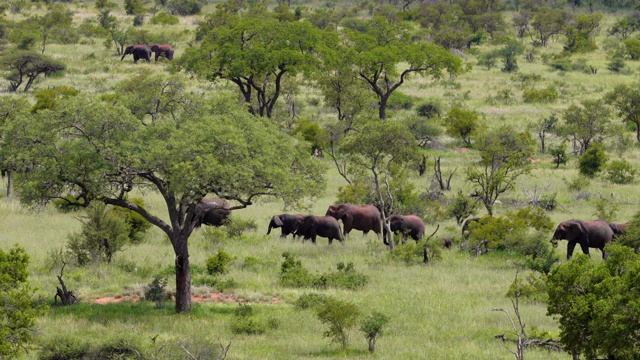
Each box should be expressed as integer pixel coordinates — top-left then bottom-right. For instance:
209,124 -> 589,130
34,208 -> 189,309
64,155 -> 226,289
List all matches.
93,292 -> 280,305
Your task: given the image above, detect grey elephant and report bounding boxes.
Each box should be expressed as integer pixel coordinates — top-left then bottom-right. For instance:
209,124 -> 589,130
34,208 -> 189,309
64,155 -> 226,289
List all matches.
121,44 -> 151,63
267,214 -> 305,238
150,44 -> 174,62
384,214 -> 426,242
295,215 -> 344,244
194,198 -> 232,227
551,219 -> 615,260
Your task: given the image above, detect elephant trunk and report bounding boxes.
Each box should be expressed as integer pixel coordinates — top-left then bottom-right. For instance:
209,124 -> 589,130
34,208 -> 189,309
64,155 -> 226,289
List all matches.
121,53 -> 127,61
267,220 -> 274,235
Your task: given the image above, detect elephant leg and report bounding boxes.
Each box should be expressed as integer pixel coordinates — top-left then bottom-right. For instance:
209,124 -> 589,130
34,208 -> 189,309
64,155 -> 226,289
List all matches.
579,242 -> 590,257
567,241 -> 577,260
601,247 -> 609,259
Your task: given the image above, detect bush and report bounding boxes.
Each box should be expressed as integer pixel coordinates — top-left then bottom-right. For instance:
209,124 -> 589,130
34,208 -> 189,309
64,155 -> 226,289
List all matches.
605,159 -> 636,184
549,144 -> 568,168
579,143 -> 607,177
591,198 -> 619,223
315,296 -> 361,350
446,191 -> 479,225
206,249 -> 234,275
416,99 -> 443,118
522,86 -> 558,103
39,335 -> 91,360
223,216 -> 258,238
65,203 -> 130,265
507,272 -> 547,302
566,175 -> 590,192
229,304 -> 279,335
624,37 -> 640,60
144,276 -> 172,308
312,262 -> 368,290
387,91 -> 418,110
279,252 -> 313,287
150,12 -> 179,25
166,0 -> 203,15
607,55 -> 626,73
360,311 -> 390,353
94,334 -> 146,360
294,293 -> 329,310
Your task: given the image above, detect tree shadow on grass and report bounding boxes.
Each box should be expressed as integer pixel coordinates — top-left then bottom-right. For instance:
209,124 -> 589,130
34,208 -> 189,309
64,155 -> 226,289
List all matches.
46,301 -> 236,324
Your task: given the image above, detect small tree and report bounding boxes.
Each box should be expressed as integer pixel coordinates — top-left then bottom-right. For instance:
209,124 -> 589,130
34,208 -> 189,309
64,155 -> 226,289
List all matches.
605,159 -> 636,184
0,51 -> 65,92
0,244 -> 46,358
446,190 -> 479,225
444,106 -> 480,146
315,297 -> 361,351
578,142 -> 607,178
549,143 -> 567,168
144,276 -> 172,309
531,114 -> 557,153
360,311 -> 389,353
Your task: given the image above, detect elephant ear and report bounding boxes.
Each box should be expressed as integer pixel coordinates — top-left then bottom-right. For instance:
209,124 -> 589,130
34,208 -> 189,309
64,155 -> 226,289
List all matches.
272,216 -> 284,227
575,220 -> 590,244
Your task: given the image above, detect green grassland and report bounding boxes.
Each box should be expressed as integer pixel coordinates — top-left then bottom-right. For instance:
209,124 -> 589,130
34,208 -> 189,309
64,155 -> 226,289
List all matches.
1,2 -> 639,359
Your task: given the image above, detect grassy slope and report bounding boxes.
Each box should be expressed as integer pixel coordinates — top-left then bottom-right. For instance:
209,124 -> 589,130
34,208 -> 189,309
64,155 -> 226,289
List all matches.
1,3 -> 638,359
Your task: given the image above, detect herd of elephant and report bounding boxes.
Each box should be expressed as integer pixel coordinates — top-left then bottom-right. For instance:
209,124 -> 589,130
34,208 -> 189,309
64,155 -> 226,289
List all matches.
121,44 -> 174,63
195,198 -> 630,258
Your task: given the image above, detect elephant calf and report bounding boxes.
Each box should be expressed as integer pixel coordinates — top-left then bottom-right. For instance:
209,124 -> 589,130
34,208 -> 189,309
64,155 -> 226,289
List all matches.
267,214 -> 305,239
385,214 -> 425,242
121,44 -> 151,63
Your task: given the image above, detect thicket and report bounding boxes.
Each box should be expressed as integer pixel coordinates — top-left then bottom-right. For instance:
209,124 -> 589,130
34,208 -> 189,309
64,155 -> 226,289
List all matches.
279,253 -> 368,290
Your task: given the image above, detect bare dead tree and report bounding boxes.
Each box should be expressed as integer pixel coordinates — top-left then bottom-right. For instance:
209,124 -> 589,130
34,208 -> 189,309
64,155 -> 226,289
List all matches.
178,337 -> 233,360
422,224 -> 439,263
493,270 -> 527,360
54,261 -> 78,305
433,157 -> 456,191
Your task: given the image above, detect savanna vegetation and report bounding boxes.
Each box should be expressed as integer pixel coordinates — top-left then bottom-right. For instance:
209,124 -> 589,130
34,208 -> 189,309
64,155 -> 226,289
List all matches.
1,0 -> 640,358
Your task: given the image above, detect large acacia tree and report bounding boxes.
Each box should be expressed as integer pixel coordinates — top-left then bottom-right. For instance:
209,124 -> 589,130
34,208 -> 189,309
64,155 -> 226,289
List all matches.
182,14 -> 319,118
3,86 -> 325,313
345,16 -> 462,119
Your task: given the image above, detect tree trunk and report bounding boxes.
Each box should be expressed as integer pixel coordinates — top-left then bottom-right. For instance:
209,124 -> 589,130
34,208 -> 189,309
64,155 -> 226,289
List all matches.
636,121 -> 640,142
173,235 -> 191,313
378,95 -> 388,120
6,171 -> 11,198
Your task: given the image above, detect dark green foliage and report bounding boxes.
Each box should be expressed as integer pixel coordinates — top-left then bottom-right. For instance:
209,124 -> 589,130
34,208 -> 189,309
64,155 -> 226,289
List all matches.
143,276 -> 171,309
39,335 -> 91,360
52,194 -> 85,213
402,116 -> 443,148
445,106 -> 479,145
124,0 -> 145,15
518,231 -> 559,275
279,252 -> 313,287
360,311 -> 389,353
166,0 -> 202,15
578,143 -> 607,177
241,256 -> 271,271
546,246 -> 640,360
292,119 -> 330,155
109,197 -> 151,244
230,304 -> 278,335
618,210 -> 640,252
279,253 -> 368,290
546,56 -> 572,72
294,293 -> 329,310
150,12 -> 179,25
500,40 -> 524,73
132,15 -> 144,26
605,159 -> 636,184
65,203 -> 130,266
623,37 -> 640,60
0,244 -> 45,358
315,296 -> 361,350
206,249 -> 234,275
549,143 -> 567,168
607,55 -> 626,73
94,335 -> 146,360
416,99 -> 443,119
522,86 -> 558,103
446,191 -> 479,225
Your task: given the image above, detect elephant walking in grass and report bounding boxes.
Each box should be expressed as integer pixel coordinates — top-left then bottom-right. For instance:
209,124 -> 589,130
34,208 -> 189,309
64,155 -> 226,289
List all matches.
551,219 -> 615,260
325,203 -> 382,237
384,214 -> 425,242
295,215 -> 344,245
121,44 -> 151,63
267,214 -> 305,239
150,44 -> 174,62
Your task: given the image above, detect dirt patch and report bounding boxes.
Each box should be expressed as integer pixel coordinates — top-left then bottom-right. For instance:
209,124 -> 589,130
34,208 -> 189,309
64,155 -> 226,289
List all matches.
456,147 -> 470,152
93,292 -> 279,305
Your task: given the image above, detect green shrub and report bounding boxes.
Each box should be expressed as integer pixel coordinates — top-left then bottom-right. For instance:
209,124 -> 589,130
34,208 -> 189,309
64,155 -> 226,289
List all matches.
143,276 -> 172,309
446,190 -> 479,225
549,144 -> 568,168
312,262 -> 368,290
360,311 -> 390,353
295,293 -> 329,310
566,175 -> 591,191
390,241 -> 422,264
507,271 -> 547,302
607,55 -> 626,73
579,143 -> 607,177
416,99 -> 443,118
605,159 -> 636,184
206,249 -> 234,275
591,198 -> 619,223
166,0 -> 203,15
109,197 -> 152,244
624,37 -> 640,60
65,203 -> 130,265
241,256 -> 271,271
279,252 -> 313,288
315,296 -> 361,350
387,91 -> 418,110
150,12 -> 179,25
547,56 -> 572,71
39,335 -> 91,360
229,304 -> 278,335
223,216 -> 258,238
292,119 -> 330,155
93,334 -> 146,360
522,86 -> 558,103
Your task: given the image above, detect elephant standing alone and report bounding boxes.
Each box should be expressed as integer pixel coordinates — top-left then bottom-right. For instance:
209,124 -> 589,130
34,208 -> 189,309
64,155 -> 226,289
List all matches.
295,215 -> 344,244
121,44 -> 151,63
325,203 -> 382,237
267,214 -> 305,238
551,219 -> 615,260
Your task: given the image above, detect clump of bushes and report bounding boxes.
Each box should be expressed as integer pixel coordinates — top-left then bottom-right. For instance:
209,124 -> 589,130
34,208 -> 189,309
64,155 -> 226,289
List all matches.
229,304 -> 279,335
387,91 -> 418,110
279,253 -> 368,290
605,159 -> 636,184
143,276 -> 172,308
579,143 -> 607,177
522,86 -> 558,103
206,249 -> 234,275
150,12 -> 179,25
